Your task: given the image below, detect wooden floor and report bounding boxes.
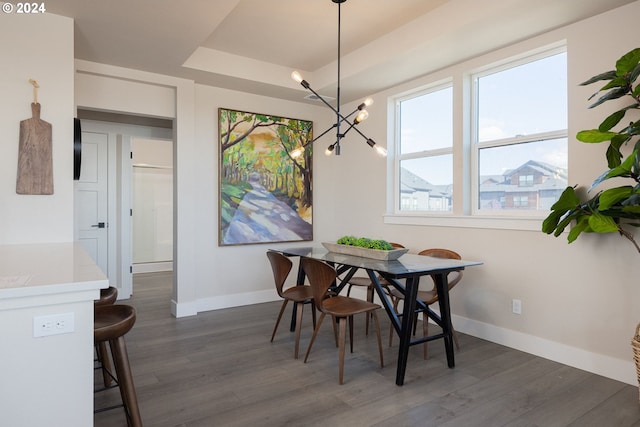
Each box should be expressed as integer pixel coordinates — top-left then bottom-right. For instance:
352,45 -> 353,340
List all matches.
95,272 -> 640,427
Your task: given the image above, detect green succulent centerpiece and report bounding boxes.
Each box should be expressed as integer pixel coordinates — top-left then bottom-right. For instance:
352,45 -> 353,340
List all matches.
542,47 -> 640,253
336,235 -> 395,250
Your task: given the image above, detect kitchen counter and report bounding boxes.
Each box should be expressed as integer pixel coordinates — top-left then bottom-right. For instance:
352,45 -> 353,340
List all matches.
0,242 -> 109,426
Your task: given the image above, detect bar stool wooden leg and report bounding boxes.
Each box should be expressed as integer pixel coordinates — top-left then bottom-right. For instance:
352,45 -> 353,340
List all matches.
97,341 -> 114,388
110,335 -> 142,427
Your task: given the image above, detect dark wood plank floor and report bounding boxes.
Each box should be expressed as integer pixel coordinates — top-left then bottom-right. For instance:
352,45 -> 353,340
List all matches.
95,272 -> 640,427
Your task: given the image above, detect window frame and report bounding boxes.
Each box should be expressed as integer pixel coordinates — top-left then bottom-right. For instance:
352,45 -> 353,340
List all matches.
470,45 -> 568,217
385,41 -> 567,231
393,80 -> 454,214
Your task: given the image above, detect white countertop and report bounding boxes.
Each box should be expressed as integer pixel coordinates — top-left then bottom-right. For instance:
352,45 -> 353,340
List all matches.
0,242 -> 108,300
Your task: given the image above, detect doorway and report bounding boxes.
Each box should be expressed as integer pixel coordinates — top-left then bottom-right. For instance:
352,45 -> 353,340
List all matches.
74,110 -> 174,299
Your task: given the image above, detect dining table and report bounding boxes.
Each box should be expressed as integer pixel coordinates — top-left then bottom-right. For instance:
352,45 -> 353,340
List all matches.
274,246 -> 482,386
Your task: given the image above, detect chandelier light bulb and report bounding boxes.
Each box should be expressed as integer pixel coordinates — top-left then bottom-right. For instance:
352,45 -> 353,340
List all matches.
291,70 -> 303,84
354,109 -> 369,124
375,145 -> 388,157
364,97 -> 374,107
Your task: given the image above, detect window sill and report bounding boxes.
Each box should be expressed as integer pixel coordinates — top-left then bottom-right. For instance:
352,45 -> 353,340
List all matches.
383,213 -> 545,231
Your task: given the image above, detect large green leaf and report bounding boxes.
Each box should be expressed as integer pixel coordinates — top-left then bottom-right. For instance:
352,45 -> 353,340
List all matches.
576,129 -> 617,143
605,150 -> 637,178
567,217 -> 591,243
588,212 -> 620,233
588,87 -> 628,108
599,110 -> 626,132
580,70 -> 616,86
598,186 -> 633,210
550,186 -> 580,210
616,48 -> 640,76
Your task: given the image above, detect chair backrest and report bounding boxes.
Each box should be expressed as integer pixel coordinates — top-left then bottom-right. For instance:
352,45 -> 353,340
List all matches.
300,257 -> 337,314
418,248 -> 463,291
266,251 -> 293,298
390,242 -> 405,249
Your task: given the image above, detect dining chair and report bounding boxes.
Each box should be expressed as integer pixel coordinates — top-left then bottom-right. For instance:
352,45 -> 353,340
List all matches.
267,250 -> 316,359
388,248 -> 463,359
301,257 -> 384,385
345,242 -> 405,335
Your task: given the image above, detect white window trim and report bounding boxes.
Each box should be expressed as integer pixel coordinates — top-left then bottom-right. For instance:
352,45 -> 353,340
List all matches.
386,41 -> 567,232
470,46 -> 567,217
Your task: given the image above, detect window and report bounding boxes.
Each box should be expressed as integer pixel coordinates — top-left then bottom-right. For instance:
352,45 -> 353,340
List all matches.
391,44 -> 567,224
473,50 -> 567,214
397,84 -> 453,212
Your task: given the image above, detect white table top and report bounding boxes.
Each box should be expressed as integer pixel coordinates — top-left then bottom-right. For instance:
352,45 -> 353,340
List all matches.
0,242 -> 108,299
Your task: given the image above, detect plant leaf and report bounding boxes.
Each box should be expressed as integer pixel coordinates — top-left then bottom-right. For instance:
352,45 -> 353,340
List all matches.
588,212 -> 620,233
588,87 -> 628,108
616,48 -> 640,76
599,110 -> 627,132
598,186 -> 633,210
580,70 -> 616,86
577,129 -> 617,143
567,217 -> 590,243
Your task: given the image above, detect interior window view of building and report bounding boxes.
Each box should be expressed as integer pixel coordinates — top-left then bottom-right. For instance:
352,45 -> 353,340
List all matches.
1,1 -> 640,426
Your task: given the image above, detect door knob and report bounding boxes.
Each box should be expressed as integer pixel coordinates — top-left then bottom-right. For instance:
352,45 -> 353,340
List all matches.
91,222 -> 106,228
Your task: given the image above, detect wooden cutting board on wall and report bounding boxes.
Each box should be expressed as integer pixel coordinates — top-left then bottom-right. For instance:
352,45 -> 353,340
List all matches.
16,102 -> 53,195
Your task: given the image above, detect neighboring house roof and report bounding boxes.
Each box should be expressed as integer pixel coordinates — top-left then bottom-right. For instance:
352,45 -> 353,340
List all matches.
400,168 -> 451,197
401,159 -> 568,198
503,159 -> 568,181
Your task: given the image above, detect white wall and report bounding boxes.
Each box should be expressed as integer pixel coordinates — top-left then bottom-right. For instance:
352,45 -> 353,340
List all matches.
0,13 -> 74,244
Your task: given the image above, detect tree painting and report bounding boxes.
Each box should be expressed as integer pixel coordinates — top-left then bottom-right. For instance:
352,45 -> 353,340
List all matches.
218,108 -> 313,245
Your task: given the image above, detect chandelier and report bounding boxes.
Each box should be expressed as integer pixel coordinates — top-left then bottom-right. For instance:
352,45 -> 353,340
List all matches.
290,0 -> 387,158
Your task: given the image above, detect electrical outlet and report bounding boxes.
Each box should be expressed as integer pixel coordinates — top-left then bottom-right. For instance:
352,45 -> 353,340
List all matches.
512,299 -> 522,315
33,313 -> 75,337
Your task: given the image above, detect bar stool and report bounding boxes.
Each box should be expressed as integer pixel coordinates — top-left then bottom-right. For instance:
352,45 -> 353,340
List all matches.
95,287 -> 118,387
96,286 -> 118,307
94,304 -> 143,427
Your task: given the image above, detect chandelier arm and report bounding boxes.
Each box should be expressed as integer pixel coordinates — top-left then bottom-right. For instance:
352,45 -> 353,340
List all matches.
302,123 -> 338,148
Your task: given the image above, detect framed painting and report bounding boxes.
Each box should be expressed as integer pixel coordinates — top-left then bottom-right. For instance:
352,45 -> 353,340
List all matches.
218,108 -> 313,246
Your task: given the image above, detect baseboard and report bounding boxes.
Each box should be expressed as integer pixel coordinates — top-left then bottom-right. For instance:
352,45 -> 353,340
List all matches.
451,314 -> 637,386
172,289 -> 279,319
132,261 -> 173,274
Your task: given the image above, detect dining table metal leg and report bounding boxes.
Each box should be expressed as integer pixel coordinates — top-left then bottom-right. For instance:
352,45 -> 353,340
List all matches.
433,273 -> 455,368
396,276 -> 420,386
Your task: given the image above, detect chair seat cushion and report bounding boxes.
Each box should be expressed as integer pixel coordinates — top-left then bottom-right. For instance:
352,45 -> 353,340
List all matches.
322,296 -> 379,317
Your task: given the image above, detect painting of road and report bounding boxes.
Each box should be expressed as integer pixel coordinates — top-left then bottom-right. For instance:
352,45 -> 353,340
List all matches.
218,108 -> 313,246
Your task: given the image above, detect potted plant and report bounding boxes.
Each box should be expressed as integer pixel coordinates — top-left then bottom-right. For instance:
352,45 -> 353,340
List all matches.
542,47 -> 640,252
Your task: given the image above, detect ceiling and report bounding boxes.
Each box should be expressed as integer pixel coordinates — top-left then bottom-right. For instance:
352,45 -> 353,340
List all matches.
47,0 -> 635,105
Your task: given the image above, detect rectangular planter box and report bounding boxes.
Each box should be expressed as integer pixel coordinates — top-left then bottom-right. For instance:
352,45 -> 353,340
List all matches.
322,242 -> 408,261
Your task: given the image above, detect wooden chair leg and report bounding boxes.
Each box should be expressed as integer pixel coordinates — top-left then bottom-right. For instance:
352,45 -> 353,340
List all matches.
310,301 -> 317,329
371,310 -> 384,368
270,300 -> 289,342
331,316 -> 339,347
304,313 -> 326,363
365,286 -> 374,335
294,302 -> 304,359
348,315 -> 354,353
338,315 -> 347,385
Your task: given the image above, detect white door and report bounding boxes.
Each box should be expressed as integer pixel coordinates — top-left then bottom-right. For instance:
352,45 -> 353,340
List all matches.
75,131 -> 109,275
